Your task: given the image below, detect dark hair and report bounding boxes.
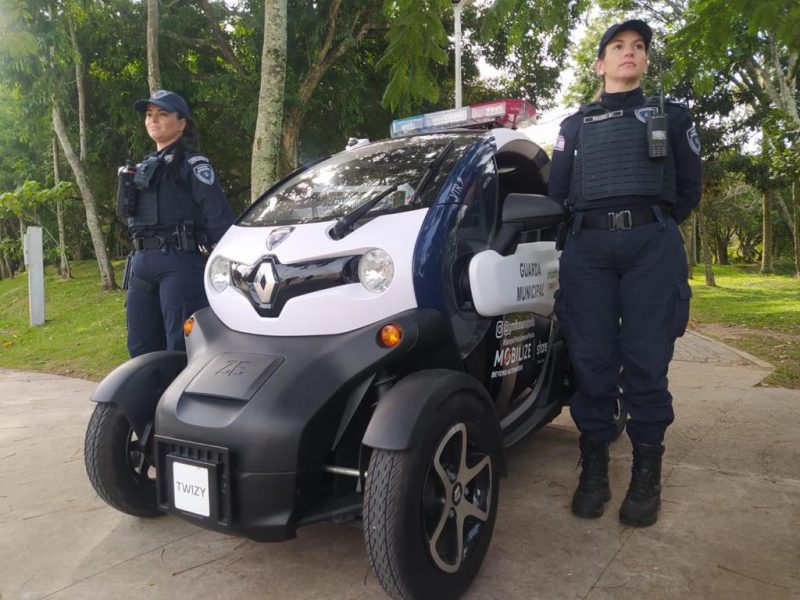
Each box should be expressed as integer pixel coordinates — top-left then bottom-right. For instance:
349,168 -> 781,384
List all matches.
167,117 -> 200,181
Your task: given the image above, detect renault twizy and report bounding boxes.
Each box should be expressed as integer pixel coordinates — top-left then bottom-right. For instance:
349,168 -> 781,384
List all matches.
85,100 -> 610,600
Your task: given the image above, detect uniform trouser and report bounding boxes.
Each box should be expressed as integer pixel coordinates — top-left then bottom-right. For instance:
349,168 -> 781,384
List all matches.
554,215 -> 692,445
126,247 -> 209,357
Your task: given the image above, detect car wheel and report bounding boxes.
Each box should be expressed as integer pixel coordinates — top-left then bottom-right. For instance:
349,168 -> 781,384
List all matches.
363,394 -> 499,600
84,403 -> 162,517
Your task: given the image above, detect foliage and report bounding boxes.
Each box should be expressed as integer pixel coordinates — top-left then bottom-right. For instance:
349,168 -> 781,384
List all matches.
0,259 -> 128,379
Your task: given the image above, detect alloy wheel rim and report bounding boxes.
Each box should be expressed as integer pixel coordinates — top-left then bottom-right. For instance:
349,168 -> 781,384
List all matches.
423,422 -> 492,573
125,428 -> 156,485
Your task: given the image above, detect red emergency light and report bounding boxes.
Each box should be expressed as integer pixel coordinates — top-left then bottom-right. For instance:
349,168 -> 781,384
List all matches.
390,99 -> 537,138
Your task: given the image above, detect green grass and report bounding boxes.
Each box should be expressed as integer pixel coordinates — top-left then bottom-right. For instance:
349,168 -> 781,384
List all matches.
689,263 -> 800,388
0,260 -> 798,386
0,260 -> 128,380
689,263 -> 800,334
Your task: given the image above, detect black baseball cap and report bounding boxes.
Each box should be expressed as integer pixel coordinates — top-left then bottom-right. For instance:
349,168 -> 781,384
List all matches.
597,19 -> 652,57
133,89 -> 191,118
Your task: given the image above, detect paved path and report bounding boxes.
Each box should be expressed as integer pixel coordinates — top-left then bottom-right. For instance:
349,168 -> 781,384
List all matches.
1,331 -> 798,599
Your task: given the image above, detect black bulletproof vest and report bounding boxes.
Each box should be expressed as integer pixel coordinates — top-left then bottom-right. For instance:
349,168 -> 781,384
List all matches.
129,152 -> 202,230
568,103 -> 677,210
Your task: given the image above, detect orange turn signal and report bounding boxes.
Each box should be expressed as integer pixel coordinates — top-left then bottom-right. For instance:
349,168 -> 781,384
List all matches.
183,317 -> 195,337
378,323 -> 403,348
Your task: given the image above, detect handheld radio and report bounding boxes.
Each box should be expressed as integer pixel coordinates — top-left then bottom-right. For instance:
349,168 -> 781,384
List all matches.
647,61 -> 669,158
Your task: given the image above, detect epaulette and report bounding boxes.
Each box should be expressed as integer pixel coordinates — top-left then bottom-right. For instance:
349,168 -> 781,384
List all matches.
186,152 -> 210,166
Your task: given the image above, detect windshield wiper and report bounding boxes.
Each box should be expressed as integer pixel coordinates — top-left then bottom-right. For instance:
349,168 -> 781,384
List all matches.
329,139 -> 457,240
330,183 -> 402,240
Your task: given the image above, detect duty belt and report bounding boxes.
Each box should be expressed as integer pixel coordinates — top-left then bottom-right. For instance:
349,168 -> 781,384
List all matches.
578,206 -> 671,231
131,232 -> 180,251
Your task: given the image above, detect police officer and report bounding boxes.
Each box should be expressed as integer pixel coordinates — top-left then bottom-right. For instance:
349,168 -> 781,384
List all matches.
548,20 -> 701,527
121,89 -> 234,357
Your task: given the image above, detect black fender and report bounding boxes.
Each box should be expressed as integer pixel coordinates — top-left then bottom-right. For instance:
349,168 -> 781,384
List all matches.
362,369 -> 506,474
91,351 -> 187,441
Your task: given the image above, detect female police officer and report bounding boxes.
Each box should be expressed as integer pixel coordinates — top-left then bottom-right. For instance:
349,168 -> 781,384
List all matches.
548,20 -> 701,527
121,90 -> 234,357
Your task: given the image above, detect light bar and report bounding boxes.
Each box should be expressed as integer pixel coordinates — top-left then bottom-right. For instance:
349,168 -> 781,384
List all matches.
390,99 -> 537,138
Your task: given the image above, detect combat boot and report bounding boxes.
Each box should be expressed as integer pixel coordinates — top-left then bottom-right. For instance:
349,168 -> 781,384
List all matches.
571,434 -> 611,518
619,443 -> 664,527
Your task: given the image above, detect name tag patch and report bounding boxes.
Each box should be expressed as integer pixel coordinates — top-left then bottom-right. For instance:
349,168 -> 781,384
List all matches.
583,110 -> 623,124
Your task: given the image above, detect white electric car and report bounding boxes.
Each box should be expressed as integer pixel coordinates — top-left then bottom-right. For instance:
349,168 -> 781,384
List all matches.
85,100 -> 619,600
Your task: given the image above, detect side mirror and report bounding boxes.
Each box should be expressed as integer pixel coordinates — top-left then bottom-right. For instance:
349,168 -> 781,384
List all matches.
502,194 -> 568,230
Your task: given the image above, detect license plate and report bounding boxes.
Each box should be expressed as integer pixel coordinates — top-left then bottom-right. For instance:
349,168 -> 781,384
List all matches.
172,461 -> 211,517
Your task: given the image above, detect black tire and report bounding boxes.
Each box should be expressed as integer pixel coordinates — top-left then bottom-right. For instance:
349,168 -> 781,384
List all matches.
363,394 -> 500,600
84,403 -> 162,517
612,382 -> 629,440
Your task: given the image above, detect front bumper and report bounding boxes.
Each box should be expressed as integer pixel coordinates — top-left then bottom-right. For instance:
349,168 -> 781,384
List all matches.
154,307 -> 460,541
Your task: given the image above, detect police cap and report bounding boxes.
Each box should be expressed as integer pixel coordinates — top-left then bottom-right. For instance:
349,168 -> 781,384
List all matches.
597,19 -> 652,57
134,89 -> 191,118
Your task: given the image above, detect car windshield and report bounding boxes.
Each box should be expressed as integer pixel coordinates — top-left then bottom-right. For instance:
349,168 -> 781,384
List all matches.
239,133 -> 480,227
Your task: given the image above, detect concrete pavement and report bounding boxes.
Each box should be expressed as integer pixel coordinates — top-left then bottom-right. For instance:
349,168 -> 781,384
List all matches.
1,330 -> 798,599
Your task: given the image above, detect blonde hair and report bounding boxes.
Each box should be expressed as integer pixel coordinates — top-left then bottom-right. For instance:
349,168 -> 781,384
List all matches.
592,78 -> 605,101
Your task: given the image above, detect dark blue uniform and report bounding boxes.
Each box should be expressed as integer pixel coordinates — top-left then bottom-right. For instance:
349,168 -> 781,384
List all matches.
126,145 -> 234,357
549,88 -> 701,445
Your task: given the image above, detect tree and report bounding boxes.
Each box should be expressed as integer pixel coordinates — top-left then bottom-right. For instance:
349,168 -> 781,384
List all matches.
0,1 -> 117,289
251,0 -> 288,202
147,0 -> 161,92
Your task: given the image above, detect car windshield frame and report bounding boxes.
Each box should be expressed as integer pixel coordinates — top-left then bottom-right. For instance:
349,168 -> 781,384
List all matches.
238,132 -> 481,228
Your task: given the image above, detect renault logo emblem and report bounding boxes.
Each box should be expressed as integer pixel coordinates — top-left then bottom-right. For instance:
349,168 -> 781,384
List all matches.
253,261 -> 278,305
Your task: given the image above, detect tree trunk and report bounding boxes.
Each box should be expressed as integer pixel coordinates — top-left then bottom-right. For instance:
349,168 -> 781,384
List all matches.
760,188 -> 774,274
700,220 -> 716,287
147,0 -> 161,93
52,104 -> 116,290
715,235 -> 729,265
794,182 -> 800,277
68,19 -> 87,163
18,217 -> 26,273
52,137 -> 70,279
777,185 -> 800,277
279,4 -> 377,172
250,0 -> 288,202
0,220 -> 11,278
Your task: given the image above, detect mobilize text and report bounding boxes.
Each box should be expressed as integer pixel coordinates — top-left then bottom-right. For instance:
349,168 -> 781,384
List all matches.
494,342 -> 533,368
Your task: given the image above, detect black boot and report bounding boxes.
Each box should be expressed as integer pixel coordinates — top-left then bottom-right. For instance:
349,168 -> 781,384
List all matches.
571,434 -> 611,518
619,443 -> 664,527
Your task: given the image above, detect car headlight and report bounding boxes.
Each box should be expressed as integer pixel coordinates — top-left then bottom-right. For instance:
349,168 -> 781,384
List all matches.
358,249 -> 394,293
208,256 -> 231,292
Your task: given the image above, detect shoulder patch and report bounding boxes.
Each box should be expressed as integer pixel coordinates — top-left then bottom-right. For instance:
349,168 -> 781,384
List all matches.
188,155 -> 209,165
686,126 -> 701,155
554,134 -> 565,152
192,163 -> 216,185
635,106 -> 657,123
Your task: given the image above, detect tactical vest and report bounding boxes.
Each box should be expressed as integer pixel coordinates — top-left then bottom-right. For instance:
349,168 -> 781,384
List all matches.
129,151 -> 203,230
568,101 -> 677,210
